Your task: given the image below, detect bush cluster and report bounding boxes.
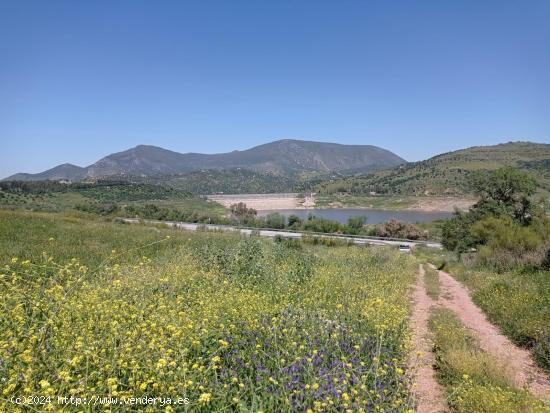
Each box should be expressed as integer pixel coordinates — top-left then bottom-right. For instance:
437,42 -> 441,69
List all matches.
441,167 -> 549,271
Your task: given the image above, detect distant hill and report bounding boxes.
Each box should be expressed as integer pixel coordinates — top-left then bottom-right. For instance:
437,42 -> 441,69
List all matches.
6,163 -> 87,182
4,139 -> 406,181
316,142 -> 550,196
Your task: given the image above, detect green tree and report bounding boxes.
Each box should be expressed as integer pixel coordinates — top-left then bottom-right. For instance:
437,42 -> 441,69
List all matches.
470,167 -> 536,224
442,167 -> 544,260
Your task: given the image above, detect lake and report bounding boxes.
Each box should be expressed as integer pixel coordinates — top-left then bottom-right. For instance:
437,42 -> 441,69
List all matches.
257,208 -> 452,224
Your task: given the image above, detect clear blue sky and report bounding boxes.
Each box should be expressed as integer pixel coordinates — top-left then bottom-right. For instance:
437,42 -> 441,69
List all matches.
1,0 -> 549,177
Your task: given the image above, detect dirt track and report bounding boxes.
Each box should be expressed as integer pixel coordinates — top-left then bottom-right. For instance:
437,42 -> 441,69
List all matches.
436,268 -> 550,399
409,265 -> 447,413
409,264 -> 550,412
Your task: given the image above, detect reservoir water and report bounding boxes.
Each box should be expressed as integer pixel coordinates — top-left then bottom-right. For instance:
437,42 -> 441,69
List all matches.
257,208 -> 452,224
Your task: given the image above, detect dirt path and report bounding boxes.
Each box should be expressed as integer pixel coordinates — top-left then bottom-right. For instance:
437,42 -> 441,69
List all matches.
435,266 -> 550,399
409,265 -> 447,413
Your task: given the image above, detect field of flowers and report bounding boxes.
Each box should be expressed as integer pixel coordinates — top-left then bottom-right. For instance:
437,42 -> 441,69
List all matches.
0,211 -> 417,412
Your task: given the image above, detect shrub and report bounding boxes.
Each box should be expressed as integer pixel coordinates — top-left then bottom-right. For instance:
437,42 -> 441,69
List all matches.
471,217 -> 547,272
303,215 -> 342,233
230,202 -> 257,225
75,202 -> 120,215
263,212 -> 286,229
287,214 -> 303,229
377,219 -> 426,240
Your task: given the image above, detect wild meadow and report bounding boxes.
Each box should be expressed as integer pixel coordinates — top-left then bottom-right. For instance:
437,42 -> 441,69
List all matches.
0,210 -> 416,412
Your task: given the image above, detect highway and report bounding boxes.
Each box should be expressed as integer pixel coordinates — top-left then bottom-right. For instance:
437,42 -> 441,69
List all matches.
118,218 -> 443,249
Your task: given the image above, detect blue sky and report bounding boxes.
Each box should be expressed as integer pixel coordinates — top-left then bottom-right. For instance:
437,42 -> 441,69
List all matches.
1,0 -> 549,177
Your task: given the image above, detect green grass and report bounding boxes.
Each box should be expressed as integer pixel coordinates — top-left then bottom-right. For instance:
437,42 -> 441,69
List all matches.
428,308 -> 549,412
423,264 -> 440,299
0,210 -> 203,268
0,210 -> 417,412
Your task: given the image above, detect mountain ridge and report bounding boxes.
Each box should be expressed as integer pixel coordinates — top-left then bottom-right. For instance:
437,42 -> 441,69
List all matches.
4,139 -> 406,181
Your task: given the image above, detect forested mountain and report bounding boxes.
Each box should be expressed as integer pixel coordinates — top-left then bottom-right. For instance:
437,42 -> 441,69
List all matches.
4,139 -> 405,181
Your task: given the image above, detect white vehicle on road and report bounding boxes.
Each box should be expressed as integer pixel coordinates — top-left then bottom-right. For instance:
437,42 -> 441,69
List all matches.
398,244 -> 411,253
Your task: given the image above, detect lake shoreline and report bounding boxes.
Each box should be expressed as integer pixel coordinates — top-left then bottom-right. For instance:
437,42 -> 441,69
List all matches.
208,193 -> 472,213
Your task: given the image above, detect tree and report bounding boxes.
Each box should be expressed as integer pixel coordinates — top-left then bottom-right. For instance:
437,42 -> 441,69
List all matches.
470,167 -> 536,225
471,167 -> 536,204
440,210 -> 477,253
442,167 -> 543,257
230,202 -> 257,225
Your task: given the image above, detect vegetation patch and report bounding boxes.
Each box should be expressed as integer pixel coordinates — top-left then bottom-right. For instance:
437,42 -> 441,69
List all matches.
428,308 -> 549,412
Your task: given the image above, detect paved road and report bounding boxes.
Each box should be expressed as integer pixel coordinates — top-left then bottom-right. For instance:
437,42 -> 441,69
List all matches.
119,218 -> 443,249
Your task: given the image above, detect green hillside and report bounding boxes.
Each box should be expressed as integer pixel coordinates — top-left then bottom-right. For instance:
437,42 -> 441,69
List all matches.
156,168 -> 335,194
0,180 -> 226,220
315,142 -> 550,196
160,169 -> 298,194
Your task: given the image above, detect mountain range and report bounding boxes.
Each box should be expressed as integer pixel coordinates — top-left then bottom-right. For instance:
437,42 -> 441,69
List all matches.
4,139 -> 406,181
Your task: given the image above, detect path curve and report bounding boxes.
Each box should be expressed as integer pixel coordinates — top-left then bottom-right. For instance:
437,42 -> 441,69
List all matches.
435,266 -> 550,399
408,265 -> 447,413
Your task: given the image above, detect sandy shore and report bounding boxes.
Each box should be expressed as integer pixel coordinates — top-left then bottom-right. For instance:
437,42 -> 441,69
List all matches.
208,193 -> 314,210
407,197 -> 474,212
208,193 -> 472,212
